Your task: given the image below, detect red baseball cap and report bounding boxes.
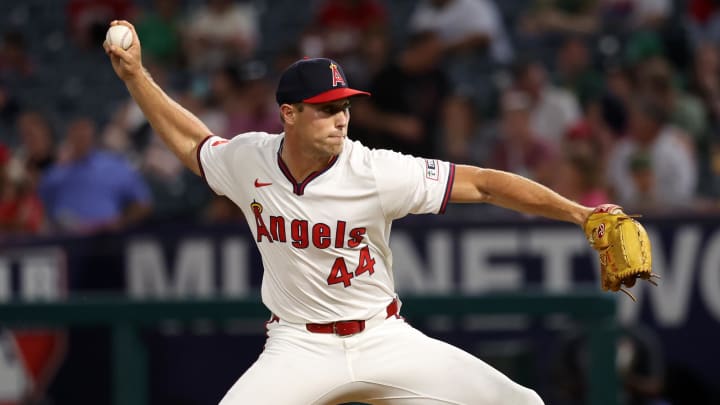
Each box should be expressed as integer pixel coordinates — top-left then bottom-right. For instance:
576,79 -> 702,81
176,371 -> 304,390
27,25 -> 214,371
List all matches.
275,58 -> 370,105
565,120 -> 592,140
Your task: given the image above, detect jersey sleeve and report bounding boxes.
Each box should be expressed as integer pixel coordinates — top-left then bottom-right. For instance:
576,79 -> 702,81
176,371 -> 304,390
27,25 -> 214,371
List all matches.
196,135 -> 238,196
371,149 -> 455,219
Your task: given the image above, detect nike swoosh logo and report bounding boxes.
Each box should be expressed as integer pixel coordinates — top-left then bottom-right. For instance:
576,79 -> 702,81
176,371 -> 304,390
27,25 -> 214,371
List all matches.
254,179 -> 272,188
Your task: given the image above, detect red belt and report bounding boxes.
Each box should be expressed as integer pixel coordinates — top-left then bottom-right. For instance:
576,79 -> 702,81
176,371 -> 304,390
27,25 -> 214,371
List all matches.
305,299 -> 399,337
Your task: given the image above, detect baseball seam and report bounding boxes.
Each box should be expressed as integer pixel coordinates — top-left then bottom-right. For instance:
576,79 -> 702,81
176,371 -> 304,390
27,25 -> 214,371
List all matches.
121,29 -> 130,49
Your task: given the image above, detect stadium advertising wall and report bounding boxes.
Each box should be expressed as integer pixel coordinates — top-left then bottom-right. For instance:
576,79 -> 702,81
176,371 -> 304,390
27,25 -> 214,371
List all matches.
1,217 -> 718,403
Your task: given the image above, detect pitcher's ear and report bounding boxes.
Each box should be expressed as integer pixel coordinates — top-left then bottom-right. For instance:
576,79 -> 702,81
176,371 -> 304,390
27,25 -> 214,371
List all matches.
280,104 -> 295,125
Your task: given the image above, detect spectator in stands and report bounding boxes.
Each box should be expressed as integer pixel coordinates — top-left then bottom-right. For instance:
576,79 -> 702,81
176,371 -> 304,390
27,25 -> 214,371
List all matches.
636,56 -> 707,144
140,133 -> 212,224
519,0 -> 601,38
303,0 -> 387,59
67,0 -> 135,50
0,31 -> 34,81
15,111 -> 57,186
408,0 -> 513,64
0,143 -> 43,236
175,86 -> 228,141
622,30 -> 668,68
101,63 -> 217,158
634,0 -> 673,29
314,0 -> 387,42
626,151 -> 656,211
553,36 -> 603,108
185,0 -> 260,72
135,0 -> 183,67
0,83 -> 21,129
512,59 -> 582,146
102,63 -> 214,224
39,117 -> 151,234
635,56 -> 712,200
553,121 -> 610,207
487,90 -> 559,186
587,63 -> 633,146
604,63 -> 634,109
686,0 -> 720,47
556,151 -> 610,207
602,0 -> 672,31
301,0 -> 388,89
440,95 -> 485,164
322,27 -> 392,95
580,97 -> 624,160
207,61 -> 281,137
687,44 -> 720,199
606,99 -> 697,211
689,43 -> 720,133
351,31 -> 449,158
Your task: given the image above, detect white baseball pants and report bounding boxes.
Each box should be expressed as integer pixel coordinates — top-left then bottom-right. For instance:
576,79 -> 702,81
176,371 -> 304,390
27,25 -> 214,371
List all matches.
218,312 -> 544,405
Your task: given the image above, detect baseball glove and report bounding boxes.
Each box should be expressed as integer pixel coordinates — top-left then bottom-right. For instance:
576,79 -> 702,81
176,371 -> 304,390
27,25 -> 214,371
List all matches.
583,204 -> 659,301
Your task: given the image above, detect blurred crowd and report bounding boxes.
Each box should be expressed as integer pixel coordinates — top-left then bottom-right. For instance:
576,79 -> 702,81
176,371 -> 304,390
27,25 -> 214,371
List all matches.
3,0 -> 720,239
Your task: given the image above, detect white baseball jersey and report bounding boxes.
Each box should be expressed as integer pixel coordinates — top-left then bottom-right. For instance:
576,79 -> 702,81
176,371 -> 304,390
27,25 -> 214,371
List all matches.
198,132 -> 455,323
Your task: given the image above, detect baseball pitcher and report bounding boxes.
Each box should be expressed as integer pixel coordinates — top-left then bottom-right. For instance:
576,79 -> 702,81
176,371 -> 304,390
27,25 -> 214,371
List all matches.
104,20 -> 654,405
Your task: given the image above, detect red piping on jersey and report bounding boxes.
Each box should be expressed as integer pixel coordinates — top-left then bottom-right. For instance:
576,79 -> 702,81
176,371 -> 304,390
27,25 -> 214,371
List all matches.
196,135 -> 213,180
276,140 -> 339,196
439,163 -> 455,214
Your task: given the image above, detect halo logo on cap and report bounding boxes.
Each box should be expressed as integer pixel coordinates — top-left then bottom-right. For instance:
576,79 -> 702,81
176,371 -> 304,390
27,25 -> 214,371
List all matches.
275,58 -> 370,105
330,63 -> 345,87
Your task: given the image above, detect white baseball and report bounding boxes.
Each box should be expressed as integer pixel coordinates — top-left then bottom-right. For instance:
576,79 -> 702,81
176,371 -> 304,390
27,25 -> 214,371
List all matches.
106,25 -> 133,50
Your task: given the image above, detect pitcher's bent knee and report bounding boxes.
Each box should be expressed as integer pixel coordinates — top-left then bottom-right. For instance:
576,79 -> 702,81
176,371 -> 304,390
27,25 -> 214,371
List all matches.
521,388 -> 544,405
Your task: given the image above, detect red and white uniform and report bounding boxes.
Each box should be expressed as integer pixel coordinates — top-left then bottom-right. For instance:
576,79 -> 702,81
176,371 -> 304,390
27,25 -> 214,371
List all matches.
199,133 -> 543,405
200,132 -> 453,323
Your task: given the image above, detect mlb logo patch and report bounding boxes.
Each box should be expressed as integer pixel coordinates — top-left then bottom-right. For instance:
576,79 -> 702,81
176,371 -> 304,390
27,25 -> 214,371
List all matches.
425,159 -> 439,181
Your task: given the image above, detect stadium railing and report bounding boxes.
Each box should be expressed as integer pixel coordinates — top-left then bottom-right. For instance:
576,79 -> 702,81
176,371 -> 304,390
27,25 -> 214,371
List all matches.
0,292 -> 618,405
